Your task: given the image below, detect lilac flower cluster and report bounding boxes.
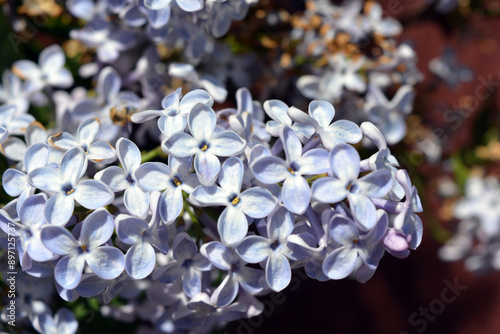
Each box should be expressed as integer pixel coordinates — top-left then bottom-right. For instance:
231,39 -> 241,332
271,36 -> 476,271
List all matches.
1,71 -> 422,331
291,0 -> 422,145
439,176 -> 500,274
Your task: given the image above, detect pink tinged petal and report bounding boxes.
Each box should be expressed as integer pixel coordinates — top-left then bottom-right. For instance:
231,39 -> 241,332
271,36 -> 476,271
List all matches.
210,131 -> 246,157
124,183 -> 149,218
266,253 -> 291,292
87,141 -> 116,162
357,170 -> 392,198
239,187 -> 277,218
3,168 -> 28,197
280,126 -> 302,163
159,186 -> 183,224
219,157 -> 243,195
125,241 -> 156,279
86,246 -> 125,280
194,151 -> 220,186
218,206 -> 248,246
236,236 -> 270,263
74,179 -> 114,209
348,193 -> 377,230
95,166 -> 128,191
76,117 -> 100,147
135,162 -> 171,191
28,166 -> 62,193
60,147 -> 85,186
282,175 -> 310,215
297,148 -> 330,175
40,225 -> 78,255
188,103 -> 216,141
250,156 -> 288,184
80,209 -> 114,248
329,144 -> 360,181
44,194 -> 75,226
287,106 -> 318,128
162,132 -> 199,157
116,215 -> 148,244
203,241 -> 232,270
268,206 -> 295,241
190,184 -> 228,206
309,100 -> 335,128
323,247 -> 358,280
384,229 -> 408,252
131,109 -> 165,123
54,254 -> 85,289
39,45 -> 65,72
212,274 -> 238,307
117,138 -> 141,174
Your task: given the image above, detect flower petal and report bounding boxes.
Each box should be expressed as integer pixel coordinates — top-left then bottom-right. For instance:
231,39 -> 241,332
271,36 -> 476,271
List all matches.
125,241 -> 156,279
218,206 -> 248,246
266,253 -> 291,292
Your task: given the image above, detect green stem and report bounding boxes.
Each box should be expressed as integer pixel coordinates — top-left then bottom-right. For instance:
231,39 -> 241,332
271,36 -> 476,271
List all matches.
141,145 -> 166,163
306,173 -> 327,183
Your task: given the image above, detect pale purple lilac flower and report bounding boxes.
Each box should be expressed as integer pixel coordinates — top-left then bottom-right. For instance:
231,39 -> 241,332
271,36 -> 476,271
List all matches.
190,156 -> 277,245
40,209 -> 125,289
162,102 -> 246,186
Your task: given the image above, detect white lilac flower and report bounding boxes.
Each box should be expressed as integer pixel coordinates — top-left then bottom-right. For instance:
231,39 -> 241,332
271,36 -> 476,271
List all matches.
131,88 -> 214,139
322,210 -> 387,280
190,157 -> 277,245
251,126 -> 329,215
0,70 -> 30,114
364,84 -> 415,145
312,143 -> 392,230
12,45 -> 73,93
48,117 -> 116,163
29,147 -> 114,225
162,102 -> 246,186
40,209 -> 125,289
168,63 -> 228,103
201,241 -> 264,306
95,138 -> 150,218
262,99 -> 314,143
0,104 -> 34,141
135,155 -> 199,224
172,292 -> 246,329
0,194 -> 54,271
364,1 -> 402,37
116,194 -> 169,279
360,121 -> 404,200
287,100 -> 362,150
154,233 -> 213,298
32,308 -> 78,334
429,47 -> 473,88
236,207 -> 296,292
297,53 -> 366,102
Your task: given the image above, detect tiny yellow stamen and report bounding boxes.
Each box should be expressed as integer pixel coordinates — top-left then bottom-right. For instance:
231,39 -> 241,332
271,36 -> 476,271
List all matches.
201,145 -> 208,152
288,167 -> 295,175
81,244 -> 87,251
173,177 -> 182,186
353,239 -> 359,244
66,189 -> 75,195
231,197 -> 241,206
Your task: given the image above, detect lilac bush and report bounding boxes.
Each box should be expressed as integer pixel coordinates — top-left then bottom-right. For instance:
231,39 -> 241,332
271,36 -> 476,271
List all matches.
0,0 -> 426,333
